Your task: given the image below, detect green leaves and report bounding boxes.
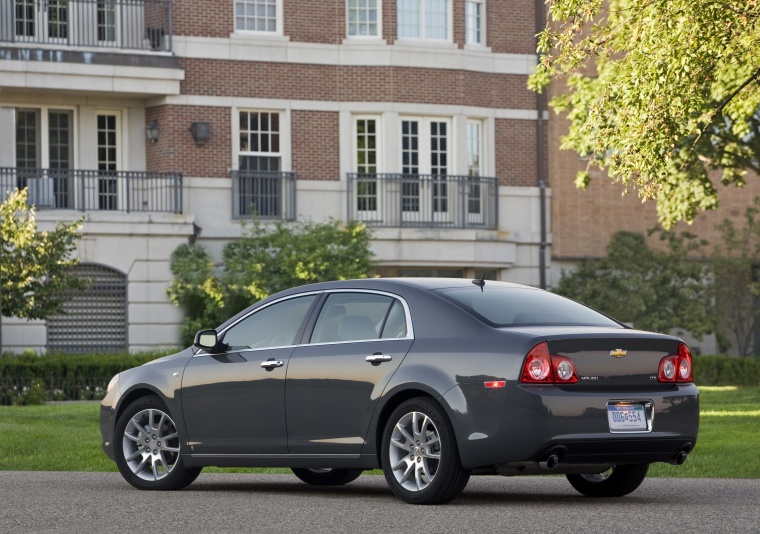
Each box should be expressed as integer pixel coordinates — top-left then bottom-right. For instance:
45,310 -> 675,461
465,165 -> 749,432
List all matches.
555,230 -> 716,338
0,189 -> 86,325
167,219 -> 375,346
532,0 -> 760,227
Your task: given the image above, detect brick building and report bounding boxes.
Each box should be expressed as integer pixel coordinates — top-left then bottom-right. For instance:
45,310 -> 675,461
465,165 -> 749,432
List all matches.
0,0 -> 549,352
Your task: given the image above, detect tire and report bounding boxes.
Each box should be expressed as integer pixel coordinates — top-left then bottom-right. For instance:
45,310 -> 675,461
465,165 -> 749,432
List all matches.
113,395 -> 202,491
291,468 -> 363,486
566,464 -> 649,497
381,397 -> 470,505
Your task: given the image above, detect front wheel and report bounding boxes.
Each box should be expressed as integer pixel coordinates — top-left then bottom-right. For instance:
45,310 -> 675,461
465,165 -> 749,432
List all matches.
291,468 -> 363,486
381,398 -> 470,505
113,395 -> 201,491
566,464 -> 649,497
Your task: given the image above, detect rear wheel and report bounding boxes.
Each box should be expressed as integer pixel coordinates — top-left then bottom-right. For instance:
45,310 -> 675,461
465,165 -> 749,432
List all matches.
381,398 -> 470,505
114,395 -> 201,491
566,464 -> 649,497
291,468 -> 363,486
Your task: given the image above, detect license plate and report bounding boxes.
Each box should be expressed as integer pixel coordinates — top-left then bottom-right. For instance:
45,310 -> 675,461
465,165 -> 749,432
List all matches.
607,403 -> 648,432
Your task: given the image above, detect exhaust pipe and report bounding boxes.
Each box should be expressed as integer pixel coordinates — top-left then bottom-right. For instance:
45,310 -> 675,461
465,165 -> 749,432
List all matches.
669,450 -> 688,466
539,454 -> 559,470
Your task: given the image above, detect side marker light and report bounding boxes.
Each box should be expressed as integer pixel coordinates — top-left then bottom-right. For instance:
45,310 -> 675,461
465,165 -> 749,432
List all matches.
484,381 -> 506,388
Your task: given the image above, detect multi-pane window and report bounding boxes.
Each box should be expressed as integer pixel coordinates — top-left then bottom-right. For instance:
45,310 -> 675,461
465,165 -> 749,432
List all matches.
356,118 -> 378,212
401,120 -> 419,212
15,108 -> 73,208
467,120 -> 482,215
239,111 -> 281,171
401,118 -> 448,214
347,0 -> 379,37
97,114 -> 119,210
47,0 -> 69,39
98,0 -> 117,42
465,0 -> 483,45
14,0 -> 70,40
235,0 -> 277,32
397,0 -> 448,40
15,0 -> 35,37
238,111 -> 282,217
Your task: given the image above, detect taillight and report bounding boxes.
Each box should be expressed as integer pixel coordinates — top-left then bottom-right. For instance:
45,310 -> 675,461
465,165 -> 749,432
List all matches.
521,342 -> 578,384
658,343 -> 694,383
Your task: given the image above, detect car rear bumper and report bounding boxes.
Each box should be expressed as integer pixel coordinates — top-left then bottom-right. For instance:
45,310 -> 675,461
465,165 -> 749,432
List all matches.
443,382 -> 699,469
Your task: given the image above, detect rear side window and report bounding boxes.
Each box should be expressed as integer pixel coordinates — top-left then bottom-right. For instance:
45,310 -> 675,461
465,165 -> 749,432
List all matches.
435,287 -> 621,328
310,292 -> 408,343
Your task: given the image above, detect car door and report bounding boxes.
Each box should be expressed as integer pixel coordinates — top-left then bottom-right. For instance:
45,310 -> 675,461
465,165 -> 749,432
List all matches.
181,293 -> 319,455
285,291 -> 414,455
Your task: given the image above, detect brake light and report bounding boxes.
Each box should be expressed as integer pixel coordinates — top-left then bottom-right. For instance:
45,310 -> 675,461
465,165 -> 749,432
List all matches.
658,343 -> 694,383
521,342 -> 578,384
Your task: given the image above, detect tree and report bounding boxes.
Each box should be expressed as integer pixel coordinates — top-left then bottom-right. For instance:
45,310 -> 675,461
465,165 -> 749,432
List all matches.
0,189 -> 86,353
168,219 -> 374,345
530,0 -> 760,228
555,231 -> 716,338
711,197 -> 760,356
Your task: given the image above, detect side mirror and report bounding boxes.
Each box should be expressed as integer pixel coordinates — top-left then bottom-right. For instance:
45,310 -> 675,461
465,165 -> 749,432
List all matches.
193,329 -> 219,351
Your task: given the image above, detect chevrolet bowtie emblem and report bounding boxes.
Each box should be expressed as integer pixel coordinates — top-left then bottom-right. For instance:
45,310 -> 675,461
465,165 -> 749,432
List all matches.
610,349 -> 628,358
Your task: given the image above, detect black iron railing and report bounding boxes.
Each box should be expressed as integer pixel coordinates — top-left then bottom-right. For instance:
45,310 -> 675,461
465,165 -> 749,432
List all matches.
231,170 -> 297,220
1,167 -> 182,213
347,173 -> 498,229
0,0 -> 173,52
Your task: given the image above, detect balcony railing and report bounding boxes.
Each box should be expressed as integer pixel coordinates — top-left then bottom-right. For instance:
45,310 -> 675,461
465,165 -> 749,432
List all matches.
347,173 -> 498,229
231,170 -> 297,220
0,0 -> 173,52
1,167 -> 182,213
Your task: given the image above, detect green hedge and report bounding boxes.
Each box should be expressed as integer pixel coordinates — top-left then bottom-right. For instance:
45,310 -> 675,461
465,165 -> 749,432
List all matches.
1,351 -> 757,405
0,349 -> 177,405
694,355 -> 760,386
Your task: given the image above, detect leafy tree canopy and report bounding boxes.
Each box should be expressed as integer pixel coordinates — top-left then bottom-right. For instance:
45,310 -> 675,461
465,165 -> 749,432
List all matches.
1,189 -> 86,350
555,230 -> 716,338
168,219 -> 374,345
530,0 -> 760,228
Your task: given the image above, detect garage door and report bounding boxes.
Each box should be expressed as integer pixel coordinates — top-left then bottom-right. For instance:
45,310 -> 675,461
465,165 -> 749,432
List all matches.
47,264 -> 128,353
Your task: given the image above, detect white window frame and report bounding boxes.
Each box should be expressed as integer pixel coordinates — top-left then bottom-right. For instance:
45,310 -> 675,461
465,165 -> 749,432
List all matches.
353,115 -> 382,220
396,0 -> 452,42
346,0 -> 382,39
465,0 -> 485,46
399,116 -> 452,222
466,118 -> 485,223
236,109 -> 284,171
94,110 -> 123,210
13,105 -> 78,169
233,0 -> 284,36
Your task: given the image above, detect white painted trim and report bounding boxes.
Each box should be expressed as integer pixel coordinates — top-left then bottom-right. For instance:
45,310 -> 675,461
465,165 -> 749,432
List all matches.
171,35 -> 536,75
151,95 -> 542,121
231,0 -> 285,37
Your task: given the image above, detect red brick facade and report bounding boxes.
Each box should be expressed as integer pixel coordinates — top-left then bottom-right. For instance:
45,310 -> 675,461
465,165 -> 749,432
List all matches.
496,118 -> 545,187
487,0 -> 537,55
179,60 -> 534,109
146,106 -> 230,178
284,0 -> 345,44
292,111 -> 341,181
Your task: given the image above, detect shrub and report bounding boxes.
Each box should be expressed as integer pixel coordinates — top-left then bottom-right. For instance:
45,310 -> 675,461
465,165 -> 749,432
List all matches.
694,356 -> 760,386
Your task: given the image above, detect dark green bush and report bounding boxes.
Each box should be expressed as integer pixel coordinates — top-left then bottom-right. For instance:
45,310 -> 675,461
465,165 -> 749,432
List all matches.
694,356 -> 760,386
0,349 -> 177,405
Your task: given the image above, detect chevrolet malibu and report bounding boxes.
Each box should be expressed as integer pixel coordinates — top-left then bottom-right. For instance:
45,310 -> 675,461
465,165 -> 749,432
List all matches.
100,278 -> 699,504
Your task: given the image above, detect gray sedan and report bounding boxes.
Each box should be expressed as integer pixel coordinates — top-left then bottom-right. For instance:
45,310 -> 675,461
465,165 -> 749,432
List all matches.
100,278 -> 699,504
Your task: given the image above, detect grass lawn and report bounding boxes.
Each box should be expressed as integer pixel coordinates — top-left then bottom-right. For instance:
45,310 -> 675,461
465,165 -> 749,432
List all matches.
0,386 -> 758,477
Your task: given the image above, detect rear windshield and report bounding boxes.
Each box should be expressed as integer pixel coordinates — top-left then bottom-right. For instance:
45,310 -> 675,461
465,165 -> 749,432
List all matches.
435,287 -> 622,328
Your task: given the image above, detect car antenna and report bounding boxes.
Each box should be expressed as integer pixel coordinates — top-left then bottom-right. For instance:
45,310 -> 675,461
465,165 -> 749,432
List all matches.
472,273 -> 486,291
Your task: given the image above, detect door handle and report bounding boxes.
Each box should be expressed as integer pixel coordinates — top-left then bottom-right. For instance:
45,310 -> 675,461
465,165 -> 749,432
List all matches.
365,353 -> 392,363
260,360 -> 284,369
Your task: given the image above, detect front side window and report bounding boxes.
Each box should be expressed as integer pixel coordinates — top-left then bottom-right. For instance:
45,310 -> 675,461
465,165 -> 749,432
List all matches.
222,295 -> 317,350
465,0 -> 484,45
347,0 -> 380,37
310,292 -> 408,343
397,0 -> 449,40
235,0 -> 278,33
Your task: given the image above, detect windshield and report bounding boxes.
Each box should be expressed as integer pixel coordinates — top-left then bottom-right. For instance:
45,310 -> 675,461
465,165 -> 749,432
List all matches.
435,287 -> 622,328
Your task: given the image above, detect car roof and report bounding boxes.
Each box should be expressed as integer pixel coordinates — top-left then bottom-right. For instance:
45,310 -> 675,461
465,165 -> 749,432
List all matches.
298,277 -> 534,292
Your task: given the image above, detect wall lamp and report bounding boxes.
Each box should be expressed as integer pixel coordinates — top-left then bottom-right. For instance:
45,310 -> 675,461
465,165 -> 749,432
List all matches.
190,122 -> 211,146
145,120 -> 160,143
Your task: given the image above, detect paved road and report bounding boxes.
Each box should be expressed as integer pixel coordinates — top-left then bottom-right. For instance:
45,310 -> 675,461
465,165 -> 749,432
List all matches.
1,472 -> 758,533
